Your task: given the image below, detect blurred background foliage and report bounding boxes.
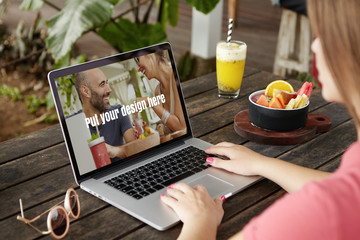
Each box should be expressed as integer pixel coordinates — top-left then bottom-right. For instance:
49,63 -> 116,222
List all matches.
18,0 -> 219,68
0,0 -> 219,138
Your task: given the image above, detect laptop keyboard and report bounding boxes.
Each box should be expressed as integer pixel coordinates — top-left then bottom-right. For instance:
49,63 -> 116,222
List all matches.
104,146 -> 210,200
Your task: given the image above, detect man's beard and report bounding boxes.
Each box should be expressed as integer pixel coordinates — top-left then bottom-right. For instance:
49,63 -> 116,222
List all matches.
90,88 -> 110,113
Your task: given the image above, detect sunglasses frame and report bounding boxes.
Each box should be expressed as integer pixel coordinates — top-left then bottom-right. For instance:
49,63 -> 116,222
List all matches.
17,188 -> 80,239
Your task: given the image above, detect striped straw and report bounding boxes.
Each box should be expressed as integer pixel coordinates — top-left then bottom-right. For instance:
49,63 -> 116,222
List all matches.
227,18 -> 233,44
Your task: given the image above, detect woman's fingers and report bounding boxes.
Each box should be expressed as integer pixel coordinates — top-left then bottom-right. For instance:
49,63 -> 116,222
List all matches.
207,156 -> 233,172
205,146 -> 232,159
214,142 -> 235,147
160,194 -> 178,209
166,185 -> 186,200
193,184 -> 207,192
215,196 -> 224,206
170,182 -> 193,193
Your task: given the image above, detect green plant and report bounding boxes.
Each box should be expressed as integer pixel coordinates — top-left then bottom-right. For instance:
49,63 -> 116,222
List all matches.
25,91 -> 54,114
177,51 -> 198,81
25,94 -> 45,114
87,133 -> 100,143
296,72 -> 319,88
55,54 -> 86,114
19,0 -> 220,66
0,12 -> 54,75
0,0 -> 7,20
0,83 -> 22,101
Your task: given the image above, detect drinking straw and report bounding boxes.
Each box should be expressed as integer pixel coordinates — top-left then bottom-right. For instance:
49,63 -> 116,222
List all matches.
95,124 -> 100,137
227,18 -> 233,44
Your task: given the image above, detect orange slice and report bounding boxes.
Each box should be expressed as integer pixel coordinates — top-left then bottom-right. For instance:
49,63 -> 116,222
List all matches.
264,80 -> 295,97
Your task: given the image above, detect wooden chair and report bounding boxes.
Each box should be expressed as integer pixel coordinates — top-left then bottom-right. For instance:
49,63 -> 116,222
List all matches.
273,8 -> 312,76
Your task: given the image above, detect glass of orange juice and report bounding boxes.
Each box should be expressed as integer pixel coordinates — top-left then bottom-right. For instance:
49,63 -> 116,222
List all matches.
216,40 -> 247,98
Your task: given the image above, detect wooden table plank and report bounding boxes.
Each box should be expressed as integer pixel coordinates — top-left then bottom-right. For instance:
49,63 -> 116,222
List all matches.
185,70 -> 284,118
0,143 -> 69,191
0,125 -> 63,164
181,66 -> 261,99
1,189 -> 107,240
0,166 -> 77,220
43,206 -> 144,240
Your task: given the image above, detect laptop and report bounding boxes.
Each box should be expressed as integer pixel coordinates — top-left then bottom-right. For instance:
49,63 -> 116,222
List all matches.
48,42 -> 260,231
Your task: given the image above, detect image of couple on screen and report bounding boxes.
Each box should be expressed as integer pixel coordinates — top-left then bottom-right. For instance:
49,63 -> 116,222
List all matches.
56,51 -> 186,174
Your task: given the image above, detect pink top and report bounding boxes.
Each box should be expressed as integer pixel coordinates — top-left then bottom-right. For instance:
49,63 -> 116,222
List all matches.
242,141 -> 360,240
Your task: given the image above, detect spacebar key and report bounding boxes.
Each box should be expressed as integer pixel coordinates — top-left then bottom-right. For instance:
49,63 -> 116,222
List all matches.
162,171 -> 193,186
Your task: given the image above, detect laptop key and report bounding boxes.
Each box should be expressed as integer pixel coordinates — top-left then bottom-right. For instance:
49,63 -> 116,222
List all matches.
147,188 -> 156,194
149,181 -> 157,186
127,190 -> 137,196
132,194 -> 143,200
162,171 -> 193,186
116,183 -> 127,189
121,186 -> 134,193
199,164 -> 210,169
192,167 -> 203,173
153,184 -> 164,190
154,178 -> 163,184
139,191 -> 150,197
168,173 -> 176,178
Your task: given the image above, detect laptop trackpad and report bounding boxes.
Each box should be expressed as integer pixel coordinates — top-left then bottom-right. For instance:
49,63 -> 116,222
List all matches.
188,174 -> 233,198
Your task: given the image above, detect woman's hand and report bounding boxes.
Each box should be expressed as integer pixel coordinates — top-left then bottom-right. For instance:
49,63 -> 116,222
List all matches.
205,142 -> 269,176
136,97 -> 149,108
161,183 -> 224,240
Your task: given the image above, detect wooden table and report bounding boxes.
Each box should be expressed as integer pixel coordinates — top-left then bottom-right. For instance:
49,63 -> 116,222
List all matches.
0,66 -> 356,239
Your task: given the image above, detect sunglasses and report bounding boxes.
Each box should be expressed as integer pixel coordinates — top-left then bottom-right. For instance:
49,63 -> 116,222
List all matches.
17,188 -> 80,239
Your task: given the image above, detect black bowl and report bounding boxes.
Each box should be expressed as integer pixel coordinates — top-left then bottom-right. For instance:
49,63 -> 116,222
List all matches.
248,90 -> 309,131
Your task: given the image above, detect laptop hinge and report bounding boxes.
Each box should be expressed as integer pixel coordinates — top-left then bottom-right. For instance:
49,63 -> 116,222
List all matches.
91,138 -> 189,180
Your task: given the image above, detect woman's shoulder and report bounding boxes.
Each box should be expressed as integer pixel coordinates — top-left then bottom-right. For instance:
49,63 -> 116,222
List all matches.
337,141 -> 360,171
343,141 -> 360,161
243,170 -> 360,240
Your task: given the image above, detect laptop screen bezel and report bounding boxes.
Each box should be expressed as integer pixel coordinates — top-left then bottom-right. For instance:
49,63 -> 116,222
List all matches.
47,42 -> 193,183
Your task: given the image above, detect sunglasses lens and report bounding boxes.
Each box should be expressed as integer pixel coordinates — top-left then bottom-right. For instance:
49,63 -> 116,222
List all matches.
50,208 -> 68,237
69,191 -> 79,218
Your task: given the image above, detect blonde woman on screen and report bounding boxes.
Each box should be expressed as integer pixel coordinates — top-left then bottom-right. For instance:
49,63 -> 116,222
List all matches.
136,52 -> 186,139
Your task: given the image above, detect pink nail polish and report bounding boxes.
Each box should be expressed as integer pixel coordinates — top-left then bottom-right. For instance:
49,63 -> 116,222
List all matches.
206,157 -> 214,164
171,184 -> 175,187
221,195 -> 226,203
160,194 -> 165,198
167,186 -> 171,191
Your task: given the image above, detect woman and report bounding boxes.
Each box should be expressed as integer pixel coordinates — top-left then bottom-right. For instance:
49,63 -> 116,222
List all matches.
161,0 -> 360,239
136,52 -> 186,137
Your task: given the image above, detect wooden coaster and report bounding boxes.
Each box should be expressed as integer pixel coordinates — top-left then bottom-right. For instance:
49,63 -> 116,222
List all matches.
234,110 -> 332,145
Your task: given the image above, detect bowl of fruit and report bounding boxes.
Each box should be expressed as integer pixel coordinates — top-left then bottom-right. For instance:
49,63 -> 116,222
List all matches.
249,80 -> 313,131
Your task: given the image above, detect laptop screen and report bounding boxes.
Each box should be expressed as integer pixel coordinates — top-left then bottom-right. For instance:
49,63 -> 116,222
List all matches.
48,43 -> 191,180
